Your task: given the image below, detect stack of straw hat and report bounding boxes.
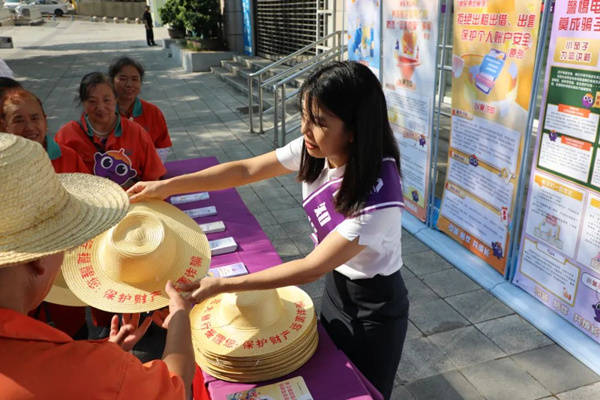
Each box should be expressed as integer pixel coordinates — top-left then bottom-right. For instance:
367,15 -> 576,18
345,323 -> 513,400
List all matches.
190,286 -> 318,382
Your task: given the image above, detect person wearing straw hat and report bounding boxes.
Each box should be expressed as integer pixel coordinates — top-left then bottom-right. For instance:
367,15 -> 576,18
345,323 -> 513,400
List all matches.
0,133 -> 195,400
0,86 -> 92,338
128,61 -> 409,400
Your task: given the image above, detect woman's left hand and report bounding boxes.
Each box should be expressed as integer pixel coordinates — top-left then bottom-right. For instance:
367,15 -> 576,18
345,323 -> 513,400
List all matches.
108,313 -> 153,352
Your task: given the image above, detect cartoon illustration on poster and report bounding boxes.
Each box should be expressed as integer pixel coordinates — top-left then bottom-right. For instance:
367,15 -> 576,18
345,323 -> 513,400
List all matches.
346,0 -> 381,76
514,0 -> 600,344
382,0 -> 439,221
436,0 -> 540,273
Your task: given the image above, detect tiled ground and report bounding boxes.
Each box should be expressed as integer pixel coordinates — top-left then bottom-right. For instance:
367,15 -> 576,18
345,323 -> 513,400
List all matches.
3,19 -> 600,400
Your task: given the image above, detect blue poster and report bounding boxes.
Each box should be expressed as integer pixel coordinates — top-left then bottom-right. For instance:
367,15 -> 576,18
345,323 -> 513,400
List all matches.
346,0 -> 381,78
241,0 -> 253,55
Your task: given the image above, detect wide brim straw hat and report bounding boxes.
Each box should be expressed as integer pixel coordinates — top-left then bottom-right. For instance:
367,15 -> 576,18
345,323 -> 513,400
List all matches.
45,270 -> 86,307
195,330 -> 318,382
190,287 -> 316,358
190,287 -> 318,382
0,133 -> 129,268
62,199 -> 211,313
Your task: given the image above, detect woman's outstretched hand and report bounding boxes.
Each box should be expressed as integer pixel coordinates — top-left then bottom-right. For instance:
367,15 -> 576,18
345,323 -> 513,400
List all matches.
177,276 -> 222,305
127,180 -> 170,203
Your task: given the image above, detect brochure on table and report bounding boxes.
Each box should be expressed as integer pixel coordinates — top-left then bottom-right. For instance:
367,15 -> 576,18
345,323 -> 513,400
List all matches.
382,0 -> 439,222
514,0 -> 600,344
437,0 -> 541,274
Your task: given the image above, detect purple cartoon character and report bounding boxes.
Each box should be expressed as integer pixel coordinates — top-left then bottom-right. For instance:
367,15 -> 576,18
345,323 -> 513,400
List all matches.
93,148 -> 138,187
411,190 -> 419,202
491,241 -> 503,259
593,303 -> 600,323
469,154 -> 479,167
583,92 -> 594,108
548,130 -> 558,142
419,135 -> 426,147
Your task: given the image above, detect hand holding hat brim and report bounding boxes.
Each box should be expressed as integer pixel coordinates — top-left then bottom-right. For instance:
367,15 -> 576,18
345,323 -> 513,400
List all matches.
61,200 -> 210,313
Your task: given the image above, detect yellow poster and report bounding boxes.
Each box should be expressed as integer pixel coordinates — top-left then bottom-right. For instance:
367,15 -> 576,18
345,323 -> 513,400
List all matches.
437,0 -> 541,274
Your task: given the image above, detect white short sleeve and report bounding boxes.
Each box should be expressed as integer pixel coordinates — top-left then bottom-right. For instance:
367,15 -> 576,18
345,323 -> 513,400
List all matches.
275,136 -> 303,172
335,207 -> 400,247
333,207 -> 404,279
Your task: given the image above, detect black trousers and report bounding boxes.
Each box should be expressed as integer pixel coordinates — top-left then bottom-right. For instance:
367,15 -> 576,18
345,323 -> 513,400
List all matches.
145,28 -> 155,45
320,269 -> 409,400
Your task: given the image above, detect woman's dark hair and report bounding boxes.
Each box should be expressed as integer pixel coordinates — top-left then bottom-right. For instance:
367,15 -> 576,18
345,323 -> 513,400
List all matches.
297,61 -> 401,217
108,56 -> 145,81
78,72 -> 116,103
0,77 -> 22,99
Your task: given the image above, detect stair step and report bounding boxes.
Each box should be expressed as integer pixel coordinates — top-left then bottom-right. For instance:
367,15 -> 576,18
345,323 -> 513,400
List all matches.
211,66 -> 248,93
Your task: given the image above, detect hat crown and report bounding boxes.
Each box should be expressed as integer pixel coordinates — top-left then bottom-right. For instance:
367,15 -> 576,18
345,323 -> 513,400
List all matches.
102,211 -> 174,287
112,212 -> 163,255
217,290 -> 284,329
0,134 -> 72,238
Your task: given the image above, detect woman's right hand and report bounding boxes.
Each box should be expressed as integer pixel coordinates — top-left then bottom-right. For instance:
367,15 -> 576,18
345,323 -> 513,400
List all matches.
126,180 -> 171,203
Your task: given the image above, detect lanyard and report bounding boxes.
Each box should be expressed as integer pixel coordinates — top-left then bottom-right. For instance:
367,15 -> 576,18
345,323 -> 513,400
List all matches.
77,121 -> 106,154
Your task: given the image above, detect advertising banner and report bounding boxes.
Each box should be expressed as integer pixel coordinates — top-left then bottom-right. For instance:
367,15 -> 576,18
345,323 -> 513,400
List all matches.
241,0 -> 253,55
514,0 -> 600,344
437,0 -> 541,274
346,0 -> 381,77
382,0 -> 440,221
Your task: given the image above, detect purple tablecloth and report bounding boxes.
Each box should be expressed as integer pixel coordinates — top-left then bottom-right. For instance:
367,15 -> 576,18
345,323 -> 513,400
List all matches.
165,158 -> 382,400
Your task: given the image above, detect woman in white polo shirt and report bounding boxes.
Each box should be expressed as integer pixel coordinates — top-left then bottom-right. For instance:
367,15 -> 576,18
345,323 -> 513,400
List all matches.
127,61 -> 409,399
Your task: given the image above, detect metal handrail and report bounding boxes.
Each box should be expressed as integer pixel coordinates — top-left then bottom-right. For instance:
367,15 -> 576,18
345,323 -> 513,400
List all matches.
271,48 -> 343,147
248,30 -> 345,134
249,30 -> 342,79
262,46 -> 340,87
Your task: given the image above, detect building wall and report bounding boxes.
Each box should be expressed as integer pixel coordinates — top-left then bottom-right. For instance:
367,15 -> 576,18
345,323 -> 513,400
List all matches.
223,0 -> 244,53
77,0 -> 147,19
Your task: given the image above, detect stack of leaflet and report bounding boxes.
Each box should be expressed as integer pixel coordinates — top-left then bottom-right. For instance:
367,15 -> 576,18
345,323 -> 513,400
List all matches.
169,192 -> 238,256
190,286 -> 318,382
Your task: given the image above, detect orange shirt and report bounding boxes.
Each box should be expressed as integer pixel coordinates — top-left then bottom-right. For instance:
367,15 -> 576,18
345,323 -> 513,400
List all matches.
121,98 -> 172,149
0,308 -> 185,400
55,114 -> 166,188
45,134 -> 90,173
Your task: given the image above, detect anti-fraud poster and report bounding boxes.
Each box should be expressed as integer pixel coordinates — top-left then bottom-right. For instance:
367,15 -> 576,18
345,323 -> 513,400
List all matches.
382,1 -> 439,221
436,0 -> 541,274
514,0 -> 600,344
346,0 -> 381,77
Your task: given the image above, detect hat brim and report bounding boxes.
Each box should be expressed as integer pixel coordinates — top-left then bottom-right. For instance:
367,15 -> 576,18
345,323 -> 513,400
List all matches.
195,330 -> 319,382
45,270 -> 86,307
0,173 -> 129,267
190,286 -> 316,358
62,200 -> 211,313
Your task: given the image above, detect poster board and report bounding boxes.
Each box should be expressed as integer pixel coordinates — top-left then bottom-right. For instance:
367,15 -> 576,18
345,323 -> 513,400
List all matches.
514,0 -> 600,344
437,0 -> 541,274
382,0 -> 440,221
346,0 -> 381,77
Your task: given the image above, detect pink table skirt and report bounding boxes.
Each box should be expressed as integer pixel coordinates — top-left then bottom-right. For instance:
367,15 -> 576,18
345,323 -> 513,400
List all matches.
165,158 -> 382,400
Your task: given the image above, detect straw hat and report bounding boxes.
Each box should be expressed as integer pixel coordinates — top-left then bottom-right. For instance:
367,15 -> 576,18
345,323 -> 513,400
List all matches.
190,287 -> 318,382
45,270 -> 86,307
61,200 -> 211,313
0,133 -> 129,267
